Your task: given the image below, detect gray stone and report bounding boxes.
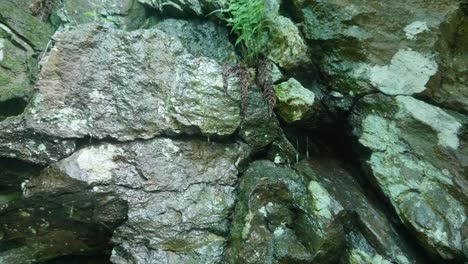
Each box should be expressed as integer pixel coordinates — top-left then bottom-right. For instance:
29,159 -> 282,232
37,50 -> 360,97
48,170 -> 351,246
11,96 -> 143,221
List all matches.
350,94 -> 467,261
152,18 -> 237,64
28,24 -> 241,140
24,138 -> 250,263
56,0 -> 147,30
266,16 -> 311,70
0,24 -> 243,163
226,160 -> 348,264
294,0 -> 465,110
0,118 -> 76,164
239,88 -> 282,150
138,0 -> 226,16
274,78 -> 316,123
296,159 -> 422,264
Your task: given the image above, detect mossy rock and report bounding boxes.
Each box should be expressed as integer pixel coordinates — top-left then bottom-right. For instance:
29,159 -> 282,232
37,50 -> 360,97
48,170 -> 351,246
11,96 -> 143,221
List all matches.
0,0 -> 54,50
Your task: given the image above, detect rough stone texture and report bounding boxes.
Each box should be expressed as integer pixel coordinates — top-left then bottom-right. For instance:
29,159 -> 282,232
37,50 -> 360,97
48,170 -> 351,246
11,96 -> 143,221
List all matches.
296,159 -> 422,264
0,23 -> 243,163
0,118 -> 76,164
226,160 -> 348,264
239,88 -> 282,150
350,94 -> 467,261
54,0 -> 147,30
138,0 -> 226,16
29,24 -> 240,140
153,18 -> 237,64
274,78 -> 315,123
0,0 -> 54,50
428,8 -> 468,113
0,0 -> 54,119
0,32 -> 33,111
25,138 -> 250,264
293,0 -> 466,112
266,12 -> 311,70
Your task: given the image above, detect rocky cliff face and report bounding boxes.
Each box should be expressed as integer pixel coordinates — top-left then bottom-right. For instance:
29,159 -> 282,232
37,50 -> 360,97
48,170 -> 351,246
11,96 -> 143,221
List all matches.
0,0 -> 466,263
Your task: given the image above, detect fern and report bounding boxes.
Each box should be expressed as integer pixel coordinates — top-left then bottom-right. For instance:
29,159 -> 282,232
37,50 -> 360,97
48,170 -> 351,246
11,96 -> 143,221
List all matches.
211,0 -> 276,117
210,0 -> 267,61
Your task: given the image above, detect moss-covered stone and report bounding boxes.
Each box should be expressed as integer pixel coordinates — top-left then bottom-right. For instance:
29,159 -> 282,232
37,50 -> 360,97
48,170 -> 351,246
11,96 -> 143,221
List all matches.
274,78 -> 315,123
226,161 -> 347,264
0,0 -> 54,50
0,37 -> 34,104
56,0 -> 147,30
351,94 -> 467,261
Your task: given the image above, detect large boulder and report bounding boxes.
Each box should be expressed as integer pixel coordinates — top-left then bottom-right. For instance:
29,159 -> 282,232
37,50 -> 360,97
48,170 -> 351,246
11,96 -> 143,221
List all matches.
226,160 -> 348,264
24,138 -> 250,263
28,24 -> 241,140
293,0 -> 467,112
0,24 -> 242,163
350,94 -> 467,261
296,159 -> 423,264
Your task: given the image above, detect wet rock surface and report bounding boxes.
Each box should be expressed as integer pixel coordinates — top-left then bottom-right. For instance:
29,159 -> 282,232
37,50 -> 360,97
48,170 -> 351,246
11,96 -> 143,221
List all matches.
0,0 -> 466,263
24,138 -> 250,263
350,94 -> 467,261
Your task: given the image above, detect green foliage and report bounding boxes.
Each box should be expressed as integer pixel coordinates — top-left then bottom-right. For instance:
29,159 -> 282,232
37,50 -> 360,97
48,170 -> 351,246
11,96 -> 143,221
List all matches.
210,0 -> 268,61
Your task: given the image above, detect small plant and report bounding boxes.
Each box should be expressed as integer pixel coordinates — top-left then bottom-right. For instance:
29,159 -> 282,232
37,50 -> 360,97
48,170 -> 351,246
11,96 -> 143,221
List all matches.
209,0 -> 267,61
209,0 -> 276,117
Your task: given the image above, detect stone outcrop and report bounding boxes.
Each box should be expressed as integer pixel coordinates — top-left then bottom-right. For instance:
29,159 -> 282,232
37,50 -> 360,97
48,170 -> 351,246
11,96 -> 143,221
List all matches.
350,94 -> 467,260
24,138 -> 250,263
0,0 -> 466,263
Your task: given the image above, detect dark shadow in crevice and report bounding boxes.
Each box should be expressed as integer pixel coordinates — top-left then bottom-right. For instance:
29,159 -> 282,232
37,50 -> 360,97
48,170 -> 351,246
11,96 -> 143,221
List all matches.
0,157 -> 45,192
41,254 -> 112,264
0,98 -> 28,121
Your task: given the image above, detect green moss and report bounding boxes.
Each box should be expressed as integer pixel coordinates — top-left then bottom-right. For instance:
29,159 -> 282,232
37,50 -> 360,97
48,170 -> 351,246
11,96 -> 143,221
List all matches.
0,72 -> 11,86
0,0 -> 54,50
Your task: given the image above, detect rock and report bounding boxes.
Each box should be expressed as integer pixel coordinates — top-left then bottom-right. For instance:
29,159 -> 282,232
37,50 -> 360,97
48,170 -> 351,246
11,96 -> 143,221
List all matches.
27,24 -> 240,140
294,0 -> 466,110
350,94 -> 467,261
0,118 -> 76,164
296,159 -> 422,264
0,0 -> 54,120
24,138 -> 251,263
0,24 -> 243,163
138,0 -> 225,16
0,0 -> 54,50
152,18 -> 237,64
55,0 -> 147,30
266,16 -> 311,70
226,160 -> 348,264
0,33 -> 33,116
426,8 -> 468,113
267,133 -> 297,165
274,78 -> 316,123
239,88 -> 282,150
